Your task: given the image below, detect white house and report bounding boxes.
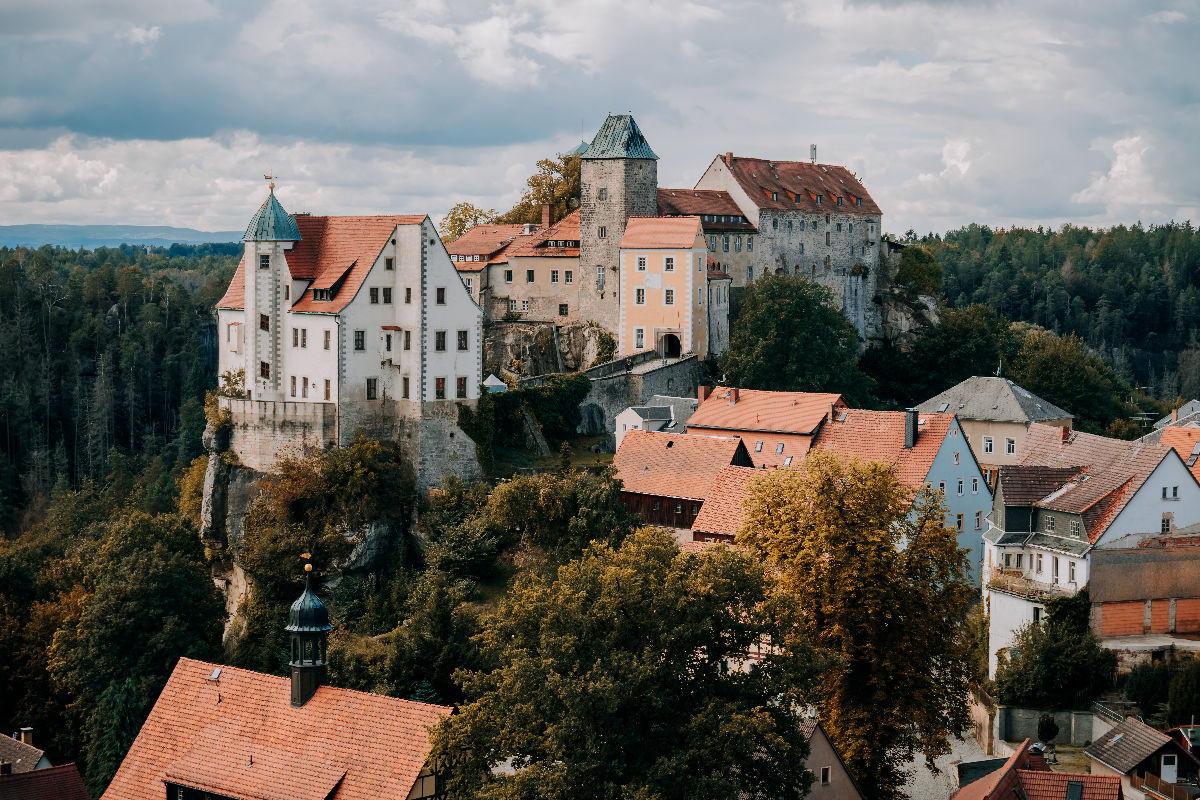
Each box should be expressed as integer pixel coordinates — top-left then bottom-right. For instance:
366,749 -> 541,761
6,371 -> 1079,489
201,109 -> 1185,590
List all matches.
215,187 -> 483,487
982,424 -> 1200,677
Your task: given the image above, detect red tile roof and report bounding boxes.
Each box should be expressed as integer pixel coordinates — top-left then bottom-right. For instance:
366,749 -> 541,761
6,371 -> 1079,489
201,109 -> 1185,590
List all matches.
0,763 -> 89,800
620,216 -> 703,249
1018,424 -> 1174,542
1159,426 -> 1200,482
1016,770 -> 1121,800
657,189 -> 756,231
217,215 -> 426,314
101,658 -> 451,800
812,409 -> 954,487
686,389 -> 846,437
691,465 -> 763,538
446,223 -> 527,257
952,740 -> 1033,800
505,209 -> 581,258
613,430 -> 748,501
720,156 -> 882,217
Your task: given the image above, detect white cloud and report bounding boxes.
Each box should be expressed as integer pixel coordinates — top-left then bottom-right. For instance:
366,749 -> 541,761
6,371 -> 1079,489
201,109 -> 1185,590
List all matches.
116,25 -> 161,46
1071,136 -> 1169,218
1146,9 -> 1186,23
0,0 -> 215,42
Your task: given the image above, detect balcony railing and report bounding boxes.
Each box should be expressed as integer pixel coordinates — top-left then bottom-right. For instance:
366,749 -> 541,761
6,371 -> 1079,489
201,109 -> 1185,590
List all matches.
985,568 -> 1074,601
1137,770 -> 1197,800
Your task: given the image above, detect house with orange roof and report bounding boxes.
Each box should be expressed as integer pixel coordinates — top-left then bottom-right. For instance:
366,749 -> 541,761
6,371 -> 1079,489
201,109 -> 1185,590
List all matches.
981,424 -> 1200,677
657,188 -> 757,289
102,573 -> 451,800
215,187 -> 483,486
812,408 -> 991,584
1158,426 -> 1200,483
685,387 -> 848,468
612,429 -> 752,530
691,464 -> 761,543
951,739 -> 1121,800
446,220 -> 529,306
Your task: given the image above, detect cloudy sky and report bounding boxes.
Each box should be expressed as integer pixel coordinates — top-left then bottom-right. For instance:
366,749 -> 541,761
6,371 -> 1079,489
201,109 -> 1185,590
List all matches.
1,0 -> 1196,235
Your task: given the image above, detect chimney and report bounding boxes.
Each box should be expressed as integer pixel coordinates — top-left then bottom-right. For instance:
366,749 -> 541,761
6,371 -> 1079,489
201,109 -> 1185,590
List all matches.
1060,426 -> 1071,443
1173,408 -> 1179,423
829,402 -> 835,421
542,203 -> 553,228
698,385 -> 711,402
904,409 -> 917,449
810,144 -> 817,163
17,728 -> 32,748
724,152 -> 733,167
1,762 -> 11,777
730,387 -> 739,405
522,222 -> 533,236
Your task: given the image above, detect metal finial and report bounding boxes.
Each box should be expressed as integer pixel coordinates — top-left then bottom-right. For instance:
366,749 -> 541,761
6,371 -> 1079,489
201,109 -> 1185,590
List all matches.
265,174 -> 277,193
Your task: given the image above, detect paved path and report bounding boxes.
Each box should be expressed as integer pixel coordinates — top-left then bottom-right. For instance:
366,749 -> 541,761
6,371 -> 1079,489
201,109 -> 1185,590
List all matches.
901,733 -> 990,800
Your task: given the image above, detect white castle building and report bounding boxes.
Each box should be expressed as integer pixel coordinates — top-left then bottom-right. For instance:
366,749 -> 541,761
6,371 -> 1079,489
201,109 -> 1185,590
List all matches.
215,187 -> 483,486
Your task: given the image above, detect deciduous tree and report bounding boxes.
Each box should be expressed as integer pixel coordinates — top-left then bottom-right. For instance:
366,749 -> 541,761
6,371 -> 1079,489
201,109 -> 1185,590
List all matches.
438,202 -> 498,243
740,450 -> 974,800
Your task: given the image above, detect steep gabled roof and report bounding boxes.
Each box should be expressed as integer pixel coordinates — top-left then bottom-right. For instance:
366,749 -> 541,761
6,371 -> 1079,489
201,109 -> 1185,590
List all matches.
997,466 -> 1084,505
505,209 -> 581,258
1018,424 -> 1174,543
951,739 -> 1035,800
217,214 -> 426,313
581,114 -> 658,160
657,189 -> 756,232
686,389 -> 845,436
620,216 -> 702,249
1016,770 -> 1121,800
0,763 -> 90,800
916,377 -> 1072,423
1159,426 -> 1200,481
716,156 -> 881,217
1086,716 -> 1174,774
1155,399 -> 1200,428
101,658 -> 451,800
613,430 -> 748,501
812,410 -> 956,488
0,734 -> 45,773
446,224 -> 527,258
691,465 -> 762,538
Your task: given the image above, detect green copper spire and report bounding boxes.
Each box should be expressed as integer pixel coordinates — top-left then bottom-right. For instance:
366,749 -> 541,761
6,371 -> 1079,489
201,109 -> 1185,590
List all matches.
244,185 -> 301,242
581,114 -> 658,160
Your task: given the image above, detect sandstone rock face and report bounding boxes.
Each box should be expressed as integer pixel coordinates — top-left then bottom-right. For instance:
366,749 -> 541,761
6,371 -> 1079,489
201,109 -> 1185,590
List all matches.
484,321 -> 607,379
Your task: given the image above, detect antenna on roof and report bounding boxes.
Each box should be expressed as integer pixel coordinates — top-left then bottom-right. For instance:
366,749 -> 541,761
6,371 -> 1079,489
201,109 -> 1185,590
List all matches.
810,144 -> 817,164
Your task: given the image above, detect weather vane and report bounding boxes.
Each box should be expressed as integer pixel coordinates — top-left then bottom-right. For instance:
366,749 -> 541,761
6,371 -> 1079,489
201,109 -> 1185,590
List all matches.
264,174 -> 278,192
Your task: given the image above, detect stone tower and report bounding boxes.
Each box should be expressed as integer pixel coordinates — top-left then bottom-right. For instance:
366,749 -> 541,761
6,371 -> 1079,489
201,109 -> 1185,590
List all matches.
285,564 -> 331,708
579,114 -> 658,332
242,185 -> 300,402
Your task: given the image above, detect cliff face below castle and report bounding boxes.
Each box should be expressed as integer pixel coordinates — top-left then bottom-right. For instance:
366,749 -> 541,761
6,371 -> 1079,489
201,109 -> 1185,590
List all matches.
484,321 -> 608,380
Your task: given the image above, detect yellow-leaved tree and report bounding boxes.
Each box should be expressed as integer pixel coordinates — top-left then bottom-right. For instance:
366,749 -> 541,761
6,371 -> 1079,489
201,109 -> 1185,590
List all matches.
740,449 -> 974,800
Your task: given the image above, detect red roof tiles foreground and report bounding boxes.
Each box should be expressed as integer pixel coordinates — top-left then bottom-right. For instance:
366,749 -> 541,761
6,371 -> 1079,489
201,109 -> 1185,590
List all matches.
613,430 -> 750,501
101,658 -> 451,800
720,156 -> 882,217
951,740 -> 1118,800
1018,424 -> 1175,542
811,409 -> 954,488
691,465 -> 762,538
217,215 -> 426,314
620,216 -> 703,249
1160,426 -> 1200,481
687,389 -> 846,436
0,763 -> 90,800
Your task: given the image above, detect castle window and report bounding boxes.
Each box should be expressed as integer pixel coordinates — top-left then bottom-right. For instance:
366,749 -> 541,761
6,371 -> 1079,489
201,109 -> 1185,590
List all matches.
436,287 -> 446,304
665,256 -> 674,271
435,377 -> 446,399
597,267 -> 605,290
385,333 -> 392,352
825,255 -> 831,270
385,257 -> 394,270
404,330 -> 411,350
734,237 -> 741,252
324,330 -> 331,350
559,303 -> 568,316
301,329 -> 307,348
293,328 -> 299,347
826,214 -> 830,224
526,269 -> 535,283
302,377 -> 309,398
747,236 -> 753,251
260,361 -> 270,379
402,376 -> 409,398
848,223 -> 853,233
435,331 -> 447,351
505,269 -> 513,283
787,220 -> 792,232
816,195 -> 822,205
772,218 -> 778,230
746,266 -> 753,281
598,226 -> 607,238
722,236 -> 729,252
709,235 -> 717,251
635,328 -> 644,349
551,269 -> 559,283
665,289 -> 674,305
290,376 -> 296,397
826,231 -> 831,245
457,376 -> 468,398
370,288 -> 379,304
521,300 -> 529,311
259,254 -> 270,269
366,378 -> 377,400
635,288 -> 645,305
836,223 -> 842,232
354,330 -> 365,351
324,379 -> 331,400
508,299 -> 517,312
698,287 -> 703,305
637,256 -> 647,271
598,188 -> 607,201
457,330 -> 468,350
383,288 -> 392,303
285,284 -> 289,300
260,314 -> 270,331
798,243 -> 805,255
405,287 -> 412,303
565,270 -> 573,283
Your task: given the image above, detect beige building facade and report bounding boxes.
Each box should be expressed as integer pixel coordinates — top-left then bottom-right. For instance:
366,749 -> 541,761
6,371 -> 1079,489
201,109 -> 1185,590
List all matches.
617,217 -> 708,359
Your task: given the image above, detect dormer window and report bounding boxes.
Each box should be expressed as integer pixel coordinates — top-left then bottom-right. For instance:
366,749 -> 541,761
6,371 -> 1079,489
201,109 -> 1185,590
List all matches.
816,195 -> 822,205
837,196 -> 843,206
771,192 -> 778,202
856,198 -> 862,207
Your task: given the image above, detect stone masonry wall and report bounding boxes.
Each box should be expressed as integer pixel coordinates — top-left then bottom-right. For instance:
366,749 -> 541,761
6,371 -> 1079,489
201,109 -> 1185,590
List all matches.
221,396 -> 337,472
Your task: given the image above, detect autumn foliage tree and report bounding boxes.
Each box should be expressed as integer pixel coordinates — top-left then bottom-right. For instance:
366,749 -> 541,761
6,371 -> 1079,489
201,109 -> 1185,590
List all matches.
740,450 -> 974,800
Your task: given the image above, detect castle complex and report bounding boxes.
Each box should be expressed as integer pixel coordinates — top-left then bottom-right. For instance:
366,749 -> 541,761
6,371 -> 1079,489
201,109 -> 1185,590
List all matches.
452,113 -> 885,351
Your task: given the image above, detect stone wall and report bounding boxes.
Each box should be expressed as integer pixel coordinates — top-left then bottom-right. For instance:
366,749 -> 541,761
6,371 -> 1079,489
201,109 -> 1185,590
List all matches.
221,396 -> 337,472
968,686 -> 998,755
995,706 -> 1097,747
576,354 -> 704,445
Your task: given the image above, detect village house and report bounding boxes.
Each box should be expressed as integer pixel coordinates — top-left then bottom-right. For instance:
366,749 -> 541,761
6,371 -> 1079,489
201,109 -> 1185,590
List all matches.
685,387 -> 849,467
1158,426 -> 1200,482
915,377 -> 1073,481
656,188 -> 757,290
1086,716 -> 1199,799
982,424 -> 1200,677
690,464 -> 761,544
102,573 -> 452,800
800,717 -> 865,800
612,429 -> 752,531
0,763 -> 89,800
952,739 -> 1122,800
215,187 -> 483,487
445,220 -> 530,307
811,407 -> 991,584
0,729 -> 50,774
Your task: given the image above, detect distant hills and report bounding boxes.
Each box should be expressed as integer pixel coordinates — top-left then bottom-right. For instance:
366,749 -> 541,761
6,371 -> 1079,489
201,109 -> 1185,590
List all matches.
0,224 -> 242,249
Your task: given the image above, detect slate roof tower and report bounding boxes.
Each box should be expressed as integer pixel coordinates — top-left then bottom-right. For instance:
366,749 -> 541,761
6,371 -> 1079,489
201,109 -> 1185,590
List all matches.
579,114 -> 659,332
286,564 -> 331,708
243,184 -> 301,402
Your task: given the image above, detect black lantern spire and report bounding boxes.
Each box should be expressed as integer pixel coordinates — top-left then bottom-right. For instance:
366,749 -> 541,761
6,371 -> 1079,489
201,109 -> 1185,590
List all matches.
285,556 -> 331,707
